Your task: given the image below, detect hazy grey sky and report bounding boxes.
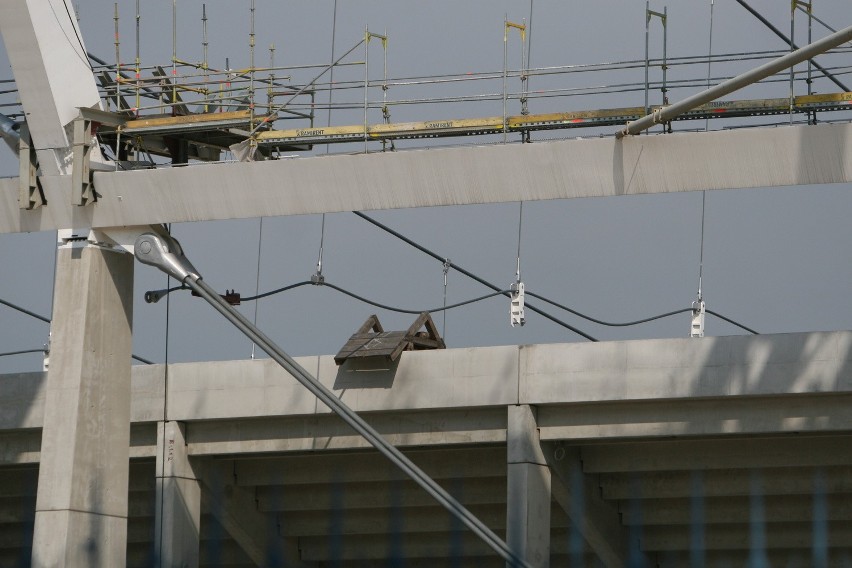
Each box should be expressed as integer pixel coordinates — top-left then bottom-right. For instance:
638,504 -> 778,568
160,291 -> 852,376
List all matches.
1,1 -> 851,373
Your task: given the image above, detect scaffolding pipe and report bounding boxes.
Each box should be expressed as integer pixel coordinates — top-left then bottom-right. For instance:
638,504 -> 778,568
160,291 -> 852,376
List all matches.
733,0 -> 849,92
135,0 -> 140,111
617,22 -> 852,138
202,4 -> 209,112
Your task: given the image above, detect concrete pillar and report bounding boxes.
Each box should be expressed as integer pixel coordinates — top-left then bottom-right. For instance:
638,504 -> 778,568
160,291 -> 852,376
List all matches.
31,244 -> 134,568
507,405 -> 551,568
155,421 -> 201,568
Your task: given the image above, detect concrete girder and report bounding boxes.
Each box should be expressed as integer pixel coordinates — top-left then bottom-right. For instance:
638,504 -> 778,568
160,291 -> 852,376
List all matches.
1,122 -> 851,234
232,447 -> 507,486
187,408 -> 508,457
0,431 -> 42,465
537,394 -> 852,441
544,444 -> 639,568
200,461 -> 312,568
642,521 -> 852,551
580,435 -> 852,473
276,504 -> 540,538
655,550 -> 852,568
600,466 -> 852,500
620,494 -> 852,525
256,477 -> 508,512
297,530 -> 504,562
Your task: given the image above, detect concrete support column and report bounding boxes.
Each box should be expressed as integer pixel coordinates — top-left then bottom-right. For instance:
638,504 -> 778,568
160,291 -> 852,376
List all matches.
31,244 -> 134,568
507,405 -> 551,568
155,421 -> 201,568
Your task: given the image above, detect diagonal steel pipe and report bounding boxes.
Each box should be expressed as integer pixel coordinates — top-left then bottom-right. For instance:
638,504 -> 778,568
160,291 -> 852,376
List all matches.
133,230 -> 532,568
617,22 -> 852,138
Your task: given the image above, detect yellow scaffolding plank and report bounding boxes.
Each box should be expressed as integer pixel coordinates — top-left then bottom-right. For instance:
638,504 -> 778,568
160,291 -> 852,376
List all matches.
254,92 -> 852,147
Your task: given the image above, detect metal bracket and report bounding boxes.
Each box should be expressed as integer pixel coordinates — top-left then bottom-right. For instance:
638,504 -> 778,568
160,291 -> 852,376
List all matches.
71,116 -> 96,206
691,299 -> 706,338
17,123 -> 45,210
510,281 -> 526,328
57,225 -> 152,256
134,229 -> 201,282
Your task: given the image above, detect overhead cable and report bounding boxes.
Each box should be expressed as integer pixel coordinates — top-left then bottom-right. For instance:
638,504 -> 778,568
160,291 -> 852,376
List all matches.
352,211 -> 598,342
526,292 -> 694,327
0,298 -> 50,323
1,296 -> 153,364
0,348 -> 46,359
321,282 -> 507,315
148,279 -> 505,314
705,309 -> 759,334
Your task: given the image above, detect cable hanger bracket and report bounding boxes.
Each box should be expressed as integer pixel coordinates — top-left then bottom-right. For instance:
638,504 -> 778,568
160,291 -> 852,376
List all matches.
691,297 -> 706,338
510,281 -> 526,327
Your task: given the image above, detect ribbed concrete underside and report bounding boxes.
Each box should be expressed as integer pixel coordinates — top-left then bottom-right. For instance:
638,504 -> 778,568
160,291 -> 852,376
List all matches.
1,331 -> 851,566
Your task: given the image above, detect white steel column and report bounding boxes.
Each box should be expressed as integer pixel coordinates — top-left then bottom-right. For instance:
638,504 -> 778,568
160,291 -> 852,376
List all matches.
31,244 -> 134,567
155,421 -> 201,568
507,405 -> 551,568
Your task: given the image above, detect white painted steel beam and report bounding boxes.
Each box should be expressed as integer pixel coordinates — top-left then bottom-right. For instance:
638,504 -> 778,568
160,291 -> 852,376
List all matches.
1,122 -> 851,234
0,1 -> 104,175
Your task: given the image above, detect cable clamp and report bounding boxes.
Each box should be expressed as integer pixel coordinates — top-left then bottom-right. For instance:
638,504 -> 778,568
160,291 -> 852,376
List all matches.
690,298 -> 706,338
510,281 -> 526,328
310,272 -> 325,285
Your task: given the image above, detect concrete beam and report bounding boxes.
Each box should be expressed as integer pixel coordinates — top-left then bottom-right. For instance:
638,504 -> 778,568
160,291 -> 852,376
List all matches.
154,421 -> 200,568
31,244 -> 134,568
298,530 -> 501,562
506,405 -> 551,568
580,435 -> 852,473
2,122 -> 852,234
256,478 -> 507,512
656,550 -> 852,568
520,331 -> 852,405
622,494 -> 852,525
0,431 -> 42,465
201,461 -> 311,568
187,408 -> 507,457
166,349 -> 518,422
643,521 -> 852,551
600,466 -> 852,500
277,504 -> 516,537
544,445 -> 635,568
233,447 -> 507,487
537,394 -> 852,441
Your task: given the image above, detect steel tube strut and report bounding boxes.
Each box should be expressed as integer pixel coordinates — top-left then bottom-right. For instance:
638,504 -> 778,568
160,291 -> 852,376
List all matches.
734,0 -> 849,92
134,231 -> 532,568
617,23 -> 852,138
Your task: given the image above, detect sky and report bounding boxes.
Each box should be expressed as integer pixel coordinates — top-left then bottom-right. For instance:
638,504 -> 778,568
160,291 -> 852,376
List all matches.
1,1 -> 851,373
